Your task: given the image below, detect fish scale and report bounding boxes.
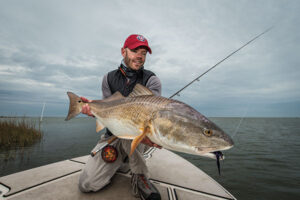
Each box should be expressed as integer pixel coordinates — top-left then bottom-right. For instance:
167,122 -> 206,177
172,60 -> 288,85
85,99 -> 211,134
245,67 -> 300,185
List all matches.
93,96 -> 170,124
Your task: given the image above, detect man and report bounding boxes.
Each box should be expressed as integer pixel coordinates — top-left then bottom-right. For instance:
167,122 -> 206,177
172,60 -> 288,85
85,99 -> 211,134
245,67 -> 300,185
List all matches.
78,34 -> 162,200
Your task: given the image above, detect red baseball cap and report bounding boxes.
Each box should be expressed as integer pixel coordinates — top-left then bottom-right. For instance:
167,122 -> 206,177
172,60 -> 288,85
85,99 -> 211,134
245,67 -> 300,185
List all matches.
123,34 -> 152,54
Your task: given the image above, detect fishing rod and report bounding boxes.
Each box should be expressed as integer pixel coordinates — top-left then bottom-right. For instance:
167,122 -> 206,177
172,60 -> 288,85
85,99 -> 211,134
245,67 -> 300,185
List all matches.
169,26 -> 273,99
168,27 -> 273,175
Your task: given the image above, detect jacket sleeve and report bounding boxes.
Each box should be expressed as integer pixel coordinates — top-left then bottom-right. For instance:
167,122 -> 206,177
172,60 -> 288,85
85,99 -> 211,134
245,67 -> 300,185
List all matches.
102,74 -> 112,99
146,76 -> 162,96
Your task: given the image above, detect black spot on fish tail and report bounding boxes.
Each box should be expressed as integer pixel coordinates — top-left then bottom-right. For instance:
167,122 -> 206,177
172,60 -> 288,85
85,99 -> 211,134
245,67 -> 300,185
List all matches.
213,151 -> 223,175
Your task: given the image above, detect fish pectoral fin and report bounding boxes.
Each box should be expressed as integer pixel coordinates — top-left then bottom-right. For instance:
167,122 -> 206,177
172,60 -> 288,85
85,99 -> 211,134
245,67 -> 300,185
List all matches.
130,126 -> 151,156
128,84 -> 154,97
96,120 -> 105,132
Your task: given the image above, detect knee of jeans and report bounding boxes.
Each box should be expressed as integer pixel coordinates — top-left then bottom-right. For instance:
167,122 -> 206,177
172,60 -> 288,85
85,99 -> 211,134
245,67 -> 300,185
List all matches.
78,171 -> 110,193
78,178 -> 107,193
78,180 -> 110,193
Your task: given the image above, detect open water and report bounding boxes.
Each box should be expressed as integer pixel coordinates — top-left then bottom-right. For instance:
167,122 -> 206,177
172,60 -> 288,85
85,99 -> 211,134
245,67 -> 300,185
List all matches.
0,117 -> 300,199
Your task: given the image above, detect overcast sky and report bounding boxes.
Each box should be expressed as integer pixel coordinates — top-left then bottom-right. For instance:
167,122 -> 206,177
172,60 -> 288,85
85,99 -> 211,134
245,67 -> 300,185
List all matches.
0,0 -> 299,117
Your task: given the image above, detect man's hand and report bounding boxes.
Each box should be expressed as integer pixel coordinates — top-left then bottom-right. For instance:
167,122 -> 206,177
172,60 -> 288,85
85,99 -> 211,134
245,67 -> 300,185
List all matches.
141,136 -> 162,149
80,97 -> 95,117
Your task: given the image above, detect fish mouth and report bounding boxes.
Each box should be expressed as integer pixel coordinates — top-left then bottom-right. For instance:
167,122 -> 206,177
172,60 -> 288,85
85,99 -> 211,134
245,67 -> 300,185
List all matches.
201,145 -> 233,160
202,151 -> 224,160
219,144 -> 233,151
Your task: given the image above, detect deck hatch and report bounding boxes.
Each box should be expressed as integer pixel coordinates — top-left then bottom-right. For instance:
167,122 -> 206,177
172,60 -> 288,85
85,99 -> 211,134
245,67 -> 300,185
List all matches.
0,183 -> 10,197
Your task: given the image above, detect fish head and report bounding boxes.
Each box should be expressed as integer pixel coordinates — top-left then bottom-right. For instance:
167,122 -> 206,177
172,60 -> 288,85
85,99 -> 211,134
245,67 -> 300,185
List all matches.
194,118 -> 234,158
153,103 -> 234,159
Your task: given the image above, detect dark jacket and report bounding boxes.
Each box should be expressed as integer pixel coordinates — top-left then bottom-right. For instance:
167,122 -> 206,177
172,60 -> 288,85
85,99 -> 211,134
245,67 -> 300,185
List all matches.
107,64 -> 155,97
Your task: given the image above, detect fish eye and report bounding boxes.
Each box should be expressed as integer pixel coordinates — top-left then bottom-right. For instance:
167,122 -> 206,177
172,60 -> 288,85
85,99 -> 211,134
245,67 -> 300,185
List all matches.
78,100 -> 82,103
204,129 -> 213,137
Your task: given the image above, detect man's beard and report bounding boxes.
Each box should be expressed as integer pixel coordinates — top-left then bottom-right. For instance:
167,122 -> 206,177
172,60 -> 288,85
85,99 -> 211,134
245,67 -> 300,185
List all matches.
124,52 -> 144,70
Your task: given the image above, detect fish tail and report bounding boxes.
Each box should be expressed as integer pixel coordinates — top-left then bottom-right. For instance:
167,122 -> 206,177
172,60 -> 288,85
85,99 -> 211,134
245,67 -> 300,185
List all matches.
65,92 -> 83,121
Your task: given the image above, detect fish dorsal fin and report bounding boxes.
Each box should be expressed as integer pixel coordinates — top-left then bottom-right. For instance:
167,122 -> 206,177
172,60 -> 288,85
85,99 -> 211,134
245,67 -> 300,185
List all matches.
128,84 -> 154,97
102,91 -> 125,102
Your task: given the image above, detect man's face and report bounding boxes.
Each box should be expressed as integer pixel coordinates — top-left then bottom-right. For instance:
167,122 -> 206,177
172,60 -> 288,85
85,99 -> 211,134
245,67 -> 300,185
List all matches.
121,46 -> 147,71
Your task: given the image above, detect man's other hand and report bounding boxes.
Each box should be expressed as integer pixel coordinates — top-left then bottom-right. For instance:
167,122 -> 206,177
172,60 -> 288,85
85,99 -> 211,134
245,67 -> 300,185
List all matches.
141,136 -> 162,149
80,97 -> 95,117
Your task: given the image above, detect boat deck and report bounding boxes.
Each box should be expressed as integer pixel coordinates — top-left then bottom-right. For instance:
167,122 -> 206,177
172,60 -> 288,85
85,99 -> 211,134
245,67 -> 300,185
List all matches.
0,148 -> 236,200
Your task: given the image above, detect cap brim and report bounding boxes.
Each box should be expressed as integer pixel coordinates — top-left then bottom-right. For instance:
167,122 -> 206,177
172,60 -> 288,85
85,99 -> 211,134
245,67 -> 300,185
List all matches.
127,43 -> 152,54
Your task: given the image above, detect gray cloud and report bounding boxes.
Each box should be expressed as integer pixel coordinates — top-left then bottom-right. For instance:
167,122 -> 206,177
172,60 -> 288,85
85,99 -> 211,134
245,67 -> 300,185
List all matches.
0,0 -> 299,117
